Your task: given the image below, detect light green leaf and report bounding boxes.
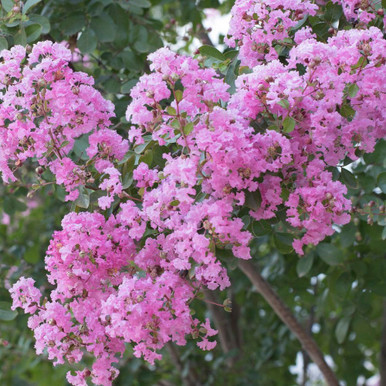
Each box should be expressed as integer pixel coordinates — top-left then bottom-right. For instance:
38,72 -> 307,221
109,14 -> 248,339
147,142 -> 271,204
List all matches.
1,0 -> 14,13
347,83 -> 359,98
183,122 -> 194,135
278,99 -> 290,109
75,193 -> 90,209
283,116 -> 296,133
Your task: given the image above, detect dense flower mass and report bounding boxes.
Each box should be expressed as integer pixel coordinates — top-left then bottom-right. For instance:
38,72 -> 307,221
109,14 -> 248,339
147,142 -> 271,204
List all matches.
6,0 -> 386,385
225,0 -> 318,66
0,41 -> 127,204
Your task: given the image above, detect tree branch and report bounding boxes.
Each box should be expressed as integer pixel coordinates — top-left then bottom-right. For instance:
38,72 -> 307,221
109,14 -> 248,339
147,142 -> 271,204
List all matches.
238,259 -> 339,386
166,343 -> 201,386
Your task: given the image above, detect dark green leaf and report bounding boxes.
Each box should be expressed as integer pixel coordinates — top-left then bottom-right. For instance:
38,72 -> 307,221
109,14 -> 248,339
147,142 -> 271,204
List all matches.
0,36 -> 8,51
252,220 -> 271,236
296,253 -> 314,277
377,172 -> 386,193
91,14 -> 116,42
199,45 -> 225,61
335,316 -> 351,344
29,14 -> 50,34
22,0 -> 42,14
0,301 -> 17,321
77,29 -> 97,53
128,0 -> 150,7
26,23 -> 42,43
316,243 -> 344,265
341,168 -> 358,189
60,13 -> 86,35
121,79 -> 138,94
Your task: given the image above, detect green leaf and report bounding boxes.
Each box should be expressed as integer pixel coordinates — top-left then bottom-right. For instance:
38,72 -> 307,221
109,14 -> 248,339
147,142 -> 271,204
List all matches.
278,99 -> 290,110
0,36 -> 8,51
245,190 -> 262,211
60,13 -> 86,35
77,29 -> 97,53
166,106 -> 176,116
24,243 -> 41,264
296,253 -> 314,277
91,14 -> 116,42
175,90 -> 183,102
22,0 -> 42,14
14,27 -> 27,46
335,316 -> 351,344
131,25 -> 149,53
274,233 -> 294,254
140,149 -> 153,166
29,14 -> 50,34
316,243 -> 344,266
74,193 -> 90,209
128,0 -> 150,7
252,220 -> 271,236
340,168 -> 358,189
347,83 -> 359,98
339,103 -> 356,120
323,2 -> 343,24
26,23 -> 42,43
199,45 -> 225,61
377,172 -> 386,193
282,116 -> 296,133
0,301 -> 17,321
1,0 -> 14,13
183,122 -> 194,136
121,78 -> 138,94
3,196 -> 27,215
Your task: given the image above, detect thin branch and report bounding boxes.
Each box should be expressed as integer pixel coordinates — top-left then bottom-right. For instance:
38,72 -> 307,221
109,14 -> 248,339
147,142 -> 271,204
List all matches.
238,259 -> 339,386
166,343 -> 201,386
203,289 -> 241,366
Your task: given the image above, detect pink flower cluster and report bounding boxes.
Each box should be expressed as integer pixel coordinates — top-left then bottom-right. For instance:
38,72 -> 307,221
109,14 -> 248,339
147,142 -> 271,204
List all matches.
0,41 -> 127,204
7,1 -> 386,384
332,0 -> 384,24
10,211 -> 216,385
225,0 -> 318,66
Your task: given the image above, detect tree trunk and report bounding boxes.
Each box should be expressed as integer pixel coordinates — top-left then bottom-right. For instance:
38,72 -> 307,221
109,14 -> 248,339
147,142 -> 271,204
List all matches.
239,259 -> 339,386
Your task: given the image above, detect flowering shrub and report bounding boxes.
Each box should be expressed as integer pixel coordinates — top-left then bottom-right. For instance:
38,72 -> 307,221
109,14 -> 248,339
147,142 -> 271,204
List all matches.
3,0 -> 385,384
